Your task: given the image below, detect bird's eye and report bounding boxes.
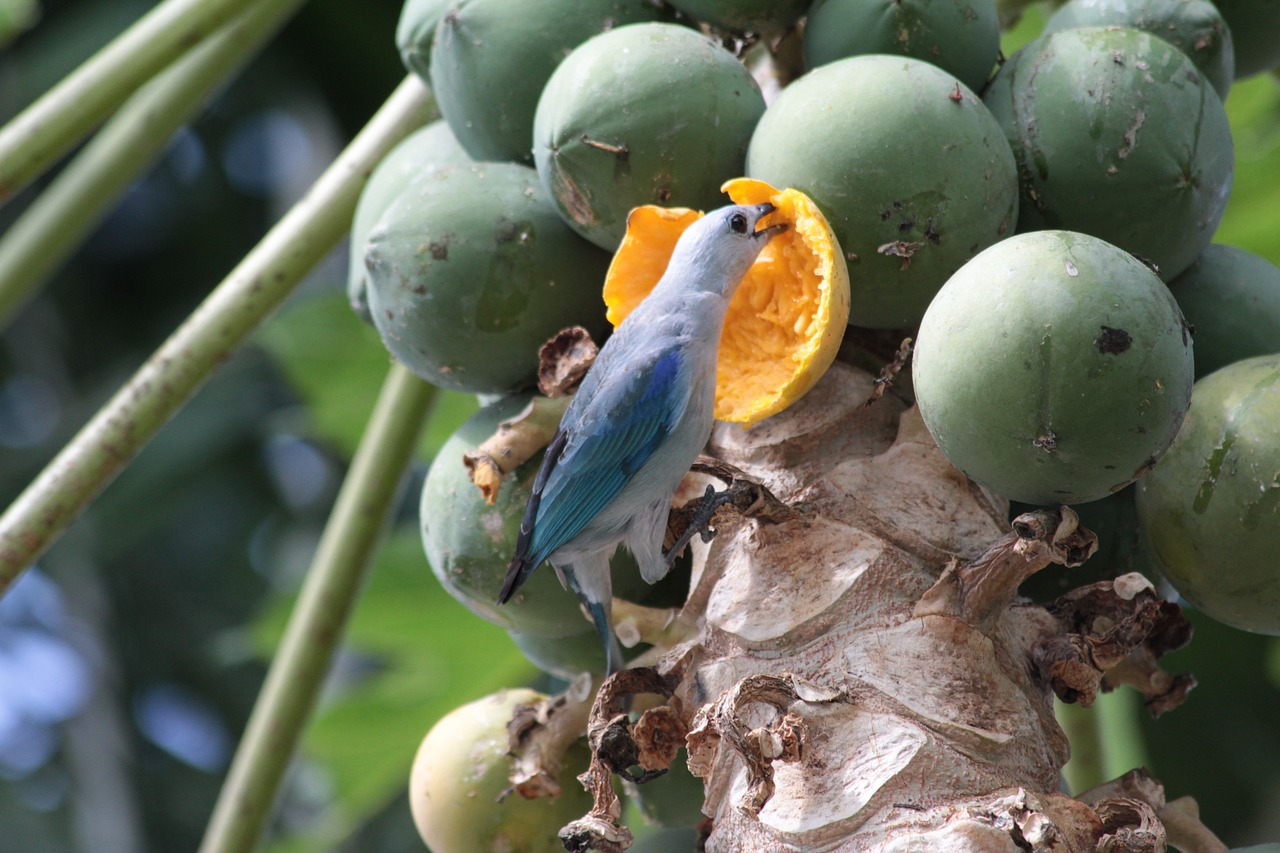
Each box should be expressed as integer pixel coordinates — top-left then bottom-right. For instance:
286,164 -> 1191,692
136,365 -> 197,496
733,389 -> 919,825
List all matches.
729,212 -> 749,234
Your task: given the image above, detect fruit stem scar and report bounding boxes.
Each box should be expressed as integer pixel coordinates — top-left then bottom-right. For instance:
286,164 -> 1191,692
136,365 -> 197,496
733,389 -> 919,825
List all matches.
1034,326 -> 1055,452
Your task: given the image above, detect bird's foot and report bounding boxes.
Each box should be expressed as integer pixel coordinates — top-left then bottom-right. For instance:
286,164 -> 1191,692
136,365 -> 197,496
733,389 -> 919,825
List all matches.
664,457 -> 800,568
663,484 -> 736,569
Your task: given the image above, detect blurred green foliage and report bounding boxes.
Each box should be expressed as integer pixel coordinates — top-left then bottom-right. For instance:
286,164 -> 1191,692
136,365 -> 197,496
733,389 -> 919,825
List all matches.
0,0 -> 38,46
252,531 -> 532,850
1143,612 -> 1280,843
256,292 -> 479,459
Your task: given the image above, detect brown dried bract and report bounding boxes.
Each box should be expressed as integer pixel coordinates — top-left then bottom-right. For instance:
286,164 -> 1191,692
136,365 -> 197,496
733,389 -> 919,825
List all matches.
963,789 -> 1104,851
559,811 -> 631,853
538,325 -> 599,398
632,704 -> 687,771
561,667 -> 683,851
1093,798 -> 1166,852
1034,574 -> 1194,712
1079,770 -> 1227,853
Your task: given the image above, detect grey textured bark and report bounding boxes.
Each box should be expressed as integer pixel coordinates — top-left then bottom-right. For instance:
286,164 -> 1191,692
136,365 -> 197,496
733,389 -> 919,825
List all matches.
549,360 -> 1202,852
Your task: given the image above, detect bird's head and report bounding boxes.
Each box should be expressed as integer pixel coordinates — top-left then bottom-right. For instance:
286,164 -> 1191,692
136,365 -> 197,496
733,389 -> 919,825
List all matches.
668,202 -> 788,296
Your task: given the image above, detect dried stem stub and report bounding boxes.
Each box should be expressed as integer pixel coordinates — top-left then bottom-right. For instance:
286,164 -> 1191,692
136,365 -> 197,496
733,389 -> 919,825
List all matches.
505,673 -> 596,801
464,325 -> 594,503
560,667 -> 683,852
914,505 -> 1099,631
464,394 -> 569,503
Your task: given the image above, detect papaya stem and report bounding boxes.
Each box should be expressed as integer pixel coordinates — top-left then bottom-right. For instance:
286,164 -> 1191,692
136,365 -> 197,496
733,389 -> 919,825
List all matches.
199,364 -> 436,853
1057,697 -> 1105,794
0,0 -> 309,327
0,0 -> 265,204
0,76 -> 435,596
1094,686 -> 1153,782
580,135 -> 629,160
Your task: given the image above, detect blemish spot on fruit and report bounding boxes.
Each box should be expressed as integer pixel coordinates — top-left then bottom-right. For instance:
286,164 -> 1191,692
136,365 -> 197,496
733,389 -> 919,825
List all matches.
1033,431 -> 1058,452
1118,110 -> 1146,160
1096,326 -> 1132,355
1243,473 -> 1280,531
1133,455 -> 1159,481
551,166 -> 598,228
1194,433 -> 1235,513
877,240 -> 922,271
1064,260 -> 1078,277
430,240 -> 449,260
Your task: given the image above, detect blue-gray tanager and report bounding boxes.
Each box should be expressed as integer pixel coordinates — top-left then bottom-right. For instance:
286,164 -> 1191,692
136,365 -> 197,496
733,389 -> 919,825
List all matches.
498,202 -> 786,673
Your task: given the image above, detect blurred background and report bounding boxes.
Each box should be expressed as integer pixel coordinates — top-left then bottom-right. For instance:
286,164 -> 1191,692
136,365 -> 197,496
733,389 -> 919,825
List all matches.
0,2 -> 1278,851
1,2 -> 528,850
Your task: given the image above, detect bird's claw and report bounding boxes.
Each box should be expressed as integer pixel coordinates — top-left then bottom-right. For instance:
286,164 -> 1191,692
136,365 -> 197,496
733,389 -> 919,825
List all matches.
620,766 -> 669,784
664,484 -> 738,567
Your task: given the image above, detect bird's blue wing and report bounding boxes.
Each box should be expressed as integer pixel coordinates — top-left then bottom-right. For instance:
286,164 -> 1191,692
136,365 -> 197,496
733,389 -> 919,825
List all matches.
498,349 -> 687,602
532,348 -> 687,562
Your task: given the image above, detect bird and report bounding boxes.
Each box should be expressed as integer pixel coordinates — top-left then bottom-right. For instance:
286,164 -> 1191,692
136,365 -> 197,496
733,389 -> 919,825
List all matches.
498,201 -> 787,673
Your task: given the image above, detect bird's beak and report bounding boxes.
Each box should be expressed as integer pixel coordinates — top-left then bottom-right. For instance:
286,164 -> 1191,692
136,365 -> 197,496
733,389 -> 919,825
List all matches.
752,202 -> 788,241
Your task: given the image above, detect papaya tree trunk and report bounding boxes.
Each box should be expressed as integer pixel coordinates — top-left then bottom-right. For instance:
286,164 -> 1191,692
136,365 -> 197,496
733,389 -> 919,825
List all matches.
559,359 -> 1201,853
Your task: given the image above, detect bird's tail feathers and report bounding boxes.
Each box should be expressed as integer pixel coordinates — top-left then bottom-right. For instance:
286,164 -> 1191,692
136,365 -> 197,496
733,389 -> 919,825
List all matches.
561,562 -> 622,674
498,431 -> 568,606
585,599 -> 624,675
498,552 -> 535,605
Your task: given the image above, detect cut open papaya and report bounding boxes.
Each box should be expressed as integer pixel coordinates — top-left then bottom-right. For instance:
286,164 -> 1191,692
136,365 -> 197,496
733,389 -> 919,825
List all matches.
603,178 -> 850,426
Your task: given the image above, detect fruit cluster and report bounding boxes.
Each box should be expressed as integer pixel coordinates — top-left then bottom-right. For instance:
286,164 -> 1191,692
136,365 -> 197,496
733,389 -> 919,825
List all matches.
346,2 -> 1280,849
